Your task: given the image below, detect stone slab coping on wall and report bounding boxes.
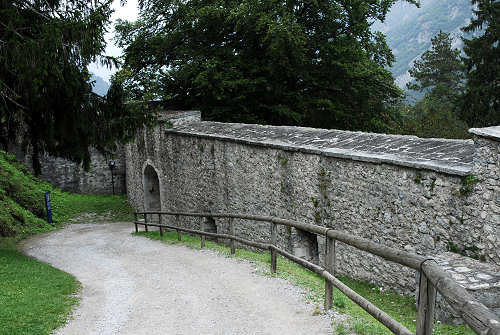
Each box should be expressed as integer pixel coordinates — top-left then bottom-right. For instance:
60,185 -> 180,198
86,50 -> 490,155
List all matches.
158,110 -> 201,122
166,121 -> 475,176
433,252 -> 500,293
426,252 -> 500,322
469,126 -> 500,141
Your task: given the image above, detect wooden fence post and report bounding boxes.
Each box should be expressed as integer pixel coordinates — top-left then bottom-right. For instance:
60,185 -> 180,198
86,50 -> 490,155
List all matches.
270,223 -> 277,273
200,217 -> 205,248
416,272 -> 437,335
134,213 -> 138,233
176,215 -> 181,241
143,213 -> 148,232
325,236 -> 336,310
159,213 -> 163,237
229,218 -> 235,255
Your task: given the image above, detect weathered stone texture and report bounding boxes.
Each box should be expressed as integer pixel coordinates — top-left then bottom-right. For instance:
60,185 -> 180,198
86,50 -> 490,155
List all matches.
159,110 -> 201,125
7,110 -> 203,195
12,145 -> 126,194
469,132 -> 500,265
172,122 -> 474,175
126,117 -> 499,299
418,252 -> 500,324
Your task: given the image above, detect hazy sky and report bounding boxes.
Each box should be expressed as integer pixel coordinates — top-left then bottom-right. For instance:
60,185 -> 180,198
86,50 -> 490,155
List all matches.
88,0 -> 139,83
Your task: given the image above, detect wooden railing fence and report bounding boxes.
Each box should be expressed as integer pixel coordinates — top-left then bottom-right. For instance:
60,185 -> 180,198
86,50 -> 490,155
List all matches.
133,211 -> 500,335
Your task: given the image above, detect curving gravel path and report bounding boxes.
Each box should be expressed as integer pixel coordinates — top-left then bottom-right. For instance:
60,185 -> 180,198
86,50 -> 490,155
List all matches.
22,222 -> 334,335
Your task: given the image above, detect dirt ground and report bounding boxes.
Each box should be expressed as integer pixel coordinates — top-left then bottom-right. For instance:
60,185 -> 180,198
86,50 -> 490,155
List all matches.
23,222 -> 334,335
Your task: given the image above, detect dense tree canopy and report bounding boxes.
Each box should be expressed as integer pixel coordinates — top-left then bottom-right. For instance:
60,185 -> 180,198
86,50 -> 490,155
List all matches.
116,0 -> 418,132
393,31 -> 469,139
461,0 -> 500,127
397,86 -> 470,139
0,0 -> 156,175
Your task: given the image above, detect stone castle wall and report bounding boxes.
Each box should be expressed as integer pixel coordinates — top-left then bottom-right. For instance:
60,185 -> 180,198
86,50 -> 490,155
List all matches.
469,128 -> 500,264
11,145 -> 126,194
125,111 -> 500,296
8,110 -> 206,195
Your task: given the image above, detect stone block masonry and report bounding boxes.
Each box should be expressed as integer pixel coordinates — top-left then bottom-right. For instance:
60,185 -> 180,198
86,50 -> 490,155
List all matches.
125,112 -> 499,321
7,111 -> 201,194
469,127 -> 500,264
428,252 -> 500,324
11,144 -> 126,194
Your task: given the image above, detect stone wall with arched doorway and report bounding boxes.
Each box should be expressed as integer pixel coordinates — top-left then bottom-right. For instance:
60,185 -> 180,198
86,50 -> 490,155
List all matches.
143,165 -> 161,211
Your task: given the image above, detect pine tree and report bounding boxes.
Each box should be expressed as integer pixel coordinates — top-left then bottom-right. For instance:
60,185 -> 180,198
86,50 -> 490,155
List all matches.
407,31 -> 465,107
0,1 -> 156,174
461,0 -> 500,127
403,31 -> 469,139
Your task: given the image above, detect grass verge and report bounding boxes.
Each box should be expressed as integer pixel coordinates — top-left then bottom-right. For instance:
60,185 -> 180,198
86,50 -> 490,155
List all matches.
0,241 -> 80,335
52,193 -> 134,224
0,192 -> 132,335
135,230 -> 474,335
0,149 -> 135,334
0,149 -> 133,239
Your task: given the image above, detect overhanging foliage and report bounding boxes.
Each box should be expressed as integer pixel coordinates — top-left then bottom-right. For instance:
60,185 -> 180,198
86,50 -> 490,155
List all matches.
116,0 -> 419,132
0,0 -> 156,174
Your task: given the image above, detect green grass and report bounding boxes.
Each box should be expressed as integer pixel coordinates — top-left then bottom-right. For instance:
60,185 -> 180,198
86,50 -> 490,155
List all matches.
335,324 -> 349,335
135,230 -> 474,335
0,149 -> 135,335
0,149 -> 134,240
51,193 -> 134,224
0,241 -> 80,335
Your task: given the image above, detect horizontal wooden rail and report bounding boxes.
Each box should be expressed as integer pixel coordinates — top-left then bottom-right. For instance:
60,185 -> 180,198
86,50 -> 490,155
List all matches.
135,211 -> 426,269
143,222 -> 271,250
270,246 -> 413,335
133,211 -> 500,335
422,262 -> 500,335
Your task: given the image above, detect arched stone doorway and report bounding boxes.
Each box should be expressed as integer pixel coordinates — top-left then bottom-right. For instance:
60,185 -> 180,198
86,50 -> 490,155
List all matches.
143,165 -> 161,211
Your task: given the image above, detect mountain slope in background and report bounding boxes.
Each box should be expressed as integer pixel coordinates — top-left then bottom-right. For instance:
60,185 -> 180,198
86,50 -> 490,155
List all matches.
375,0 -> 473,88
90,74 -> 110,96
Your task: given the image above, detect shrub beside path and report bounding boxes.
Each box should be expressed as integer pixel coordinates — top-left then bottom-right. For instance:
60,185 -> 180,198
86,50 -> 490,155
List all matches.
23,222 -> 333,335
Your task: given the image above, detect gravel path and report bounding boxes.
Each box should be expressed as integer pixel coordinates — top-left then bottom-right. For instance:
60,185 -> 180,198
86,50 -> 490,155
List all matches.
22,222 -> 334,335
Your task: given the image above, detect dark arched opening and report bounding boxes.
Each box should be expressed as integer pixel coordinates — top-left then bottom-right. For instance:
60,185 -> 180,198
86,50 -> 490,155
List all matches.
143,165 -> 160,212
204,216 -> 217,241
293,229 -> 320,265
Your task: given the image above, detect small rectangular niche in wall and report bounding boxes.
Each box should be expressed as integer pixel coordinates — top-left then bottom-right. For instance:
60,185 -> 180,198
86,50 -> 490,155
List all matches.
204,217 -> 218,242
293,229 -> 320,265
